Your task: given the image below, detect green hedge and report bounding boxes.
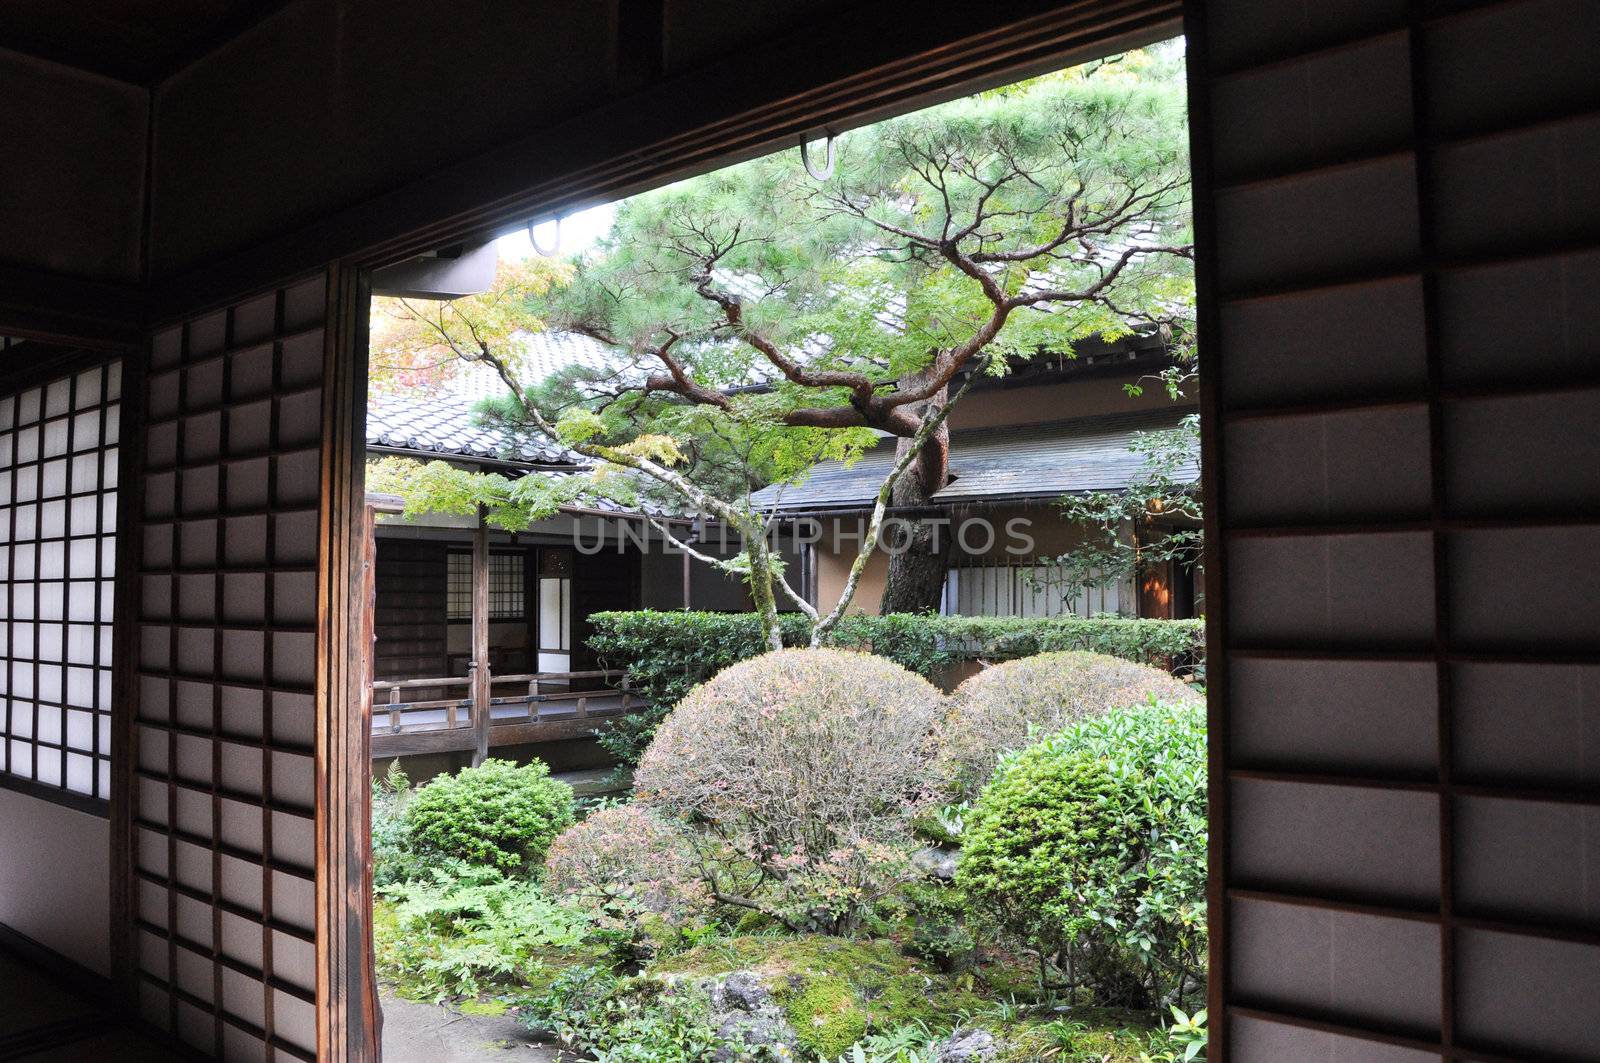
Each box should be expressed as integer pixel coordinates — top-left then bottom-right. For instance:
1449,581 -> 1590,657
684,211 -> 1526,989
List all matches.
587,611 -> 1203,764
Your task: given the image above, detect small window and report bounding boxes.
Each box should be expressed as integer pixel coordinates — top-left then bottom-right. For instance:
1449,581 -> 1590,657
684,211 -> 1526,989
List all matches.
447,551 -> 526,620
490,552 -> 526,618
447,552 -> 471,620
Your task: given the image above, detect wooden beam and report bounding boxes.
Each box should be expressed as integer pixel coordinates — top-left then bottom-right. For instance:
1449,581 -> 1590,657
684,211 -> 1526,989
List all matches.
470,507 -> 491,767
0,262 -> 142,349
145,3 -> 1179,313
369,714 -> 617,758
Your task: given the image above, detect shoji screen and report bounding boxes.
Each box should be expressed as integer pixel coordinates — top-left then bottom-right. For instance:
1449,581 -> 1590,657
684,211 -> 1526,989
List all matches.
0,359 -> 120,806
132,277 -> 327,1061
1190,1 -> 1600,1060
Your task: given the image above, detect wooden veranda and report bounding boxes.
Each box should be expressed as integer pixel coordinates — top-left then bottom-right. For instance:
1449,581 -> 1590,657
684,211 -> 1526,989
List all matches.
369,669 -> 637,758
363,494 -> 645,763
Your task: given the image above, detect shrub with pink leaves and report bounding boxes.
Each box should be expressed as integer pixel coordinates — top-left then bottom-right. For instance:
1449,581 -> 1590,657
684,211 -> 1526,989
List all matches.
633,648 -> 944,933
937,650 -> 1201,799
544,804 -> 710,926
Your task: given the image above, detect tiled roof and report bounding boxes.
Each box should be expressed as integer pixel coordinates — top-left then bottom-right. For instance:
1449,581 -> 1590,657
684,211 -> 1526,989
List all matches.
366,392 -> 584,466
751,406 -> 1199,512
365,327 -> 1191,515
426,331 -> 630,402
364,389 -> 694,518
519,330 -> 635,389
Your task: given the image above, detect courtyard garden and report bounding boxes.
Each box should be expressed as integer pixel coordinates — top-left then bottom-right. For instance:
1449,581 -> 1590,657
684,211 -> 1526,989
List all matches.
371,613 -> 1209,1062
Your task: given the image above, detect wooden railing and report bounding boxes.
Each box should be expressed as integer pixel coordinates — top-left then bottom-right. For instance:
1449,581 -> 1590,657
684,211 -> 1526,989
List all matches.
369,669 -> 639,758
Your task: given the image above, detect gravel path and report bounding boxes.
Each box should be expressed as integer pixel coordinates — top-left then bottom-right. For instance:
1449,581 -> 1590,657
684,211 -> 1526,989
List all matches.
379,991 -> 566,1063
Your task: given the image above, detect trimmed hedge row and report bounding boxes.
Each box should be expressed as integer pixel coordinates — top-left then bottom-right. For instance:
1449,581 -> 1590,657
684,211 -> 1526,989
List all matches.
587,610 -> 1204,764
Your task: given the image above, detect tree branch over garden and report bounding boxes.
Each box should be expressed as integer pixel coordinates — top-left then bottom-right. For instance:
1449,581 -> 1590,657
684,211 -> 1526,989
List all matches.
368,53 -> 1193,643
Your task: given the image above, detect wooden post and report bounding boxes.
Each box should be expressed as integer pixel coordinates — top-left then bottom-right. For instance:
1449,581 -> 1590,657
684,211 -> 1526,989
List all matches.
471,506 -> 491,766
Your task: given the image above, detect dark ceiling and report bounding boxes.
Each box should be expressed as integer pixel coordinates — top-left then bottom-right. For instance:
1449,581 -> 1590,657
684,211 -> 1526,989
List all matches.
0,0 -> 280,85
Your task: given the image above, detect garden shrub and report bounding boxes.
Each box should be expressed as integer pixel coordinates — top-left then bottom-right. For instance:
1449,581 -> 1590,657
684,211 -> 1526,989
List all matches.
958,700 -> 1207,1008
588,611 -> 1203,765
545,804 -> 712,926
938,651 -> 1200,799
402,758 -> 575,874
635,649 -> 944,933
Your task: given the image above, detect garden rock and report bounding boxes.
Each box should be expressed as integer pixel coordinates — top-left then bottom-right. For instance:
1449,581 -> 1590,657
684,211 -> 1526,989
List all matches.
912,846 -> 959,881
699,971 -> 799,1062
934,1028 -> 997,1062
711,971 -> 772,1012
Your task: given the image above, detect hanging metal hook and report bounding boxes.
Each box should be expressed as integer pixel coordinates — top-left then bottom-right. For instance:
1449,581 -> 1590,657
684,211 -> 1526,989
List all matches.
528,215 -> 563,256
800,130 -> 836,181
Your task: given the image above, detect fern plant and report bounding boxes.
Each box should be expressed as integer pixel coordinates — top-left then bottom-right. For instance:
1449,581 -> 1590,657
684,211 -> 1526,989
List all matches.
375,862 -> 591,1002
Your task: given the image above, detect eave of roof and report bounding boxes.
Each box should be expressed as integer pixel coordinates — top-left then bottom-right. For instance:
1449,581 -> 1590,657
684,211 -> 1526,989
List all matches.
751,406 -> 1198,514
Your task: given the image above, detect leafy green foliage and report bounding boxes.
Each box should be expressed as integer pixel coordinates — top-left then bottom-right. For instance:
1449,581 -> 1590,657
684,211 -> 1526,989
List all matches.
366,455 -> 604,533
588,610 -> 1204,764
402,759 -> 575,874
830,1026 -> 942,1063
959,701 -> 1207,1008
896,879 -> 975,974
517,966 -> 734,1063
374,862 -> 592,1003
960,747 -> 1123,992
371,760 -> 427,887
1046,411 -> 1202,600
1141,1006 -> 1208,1063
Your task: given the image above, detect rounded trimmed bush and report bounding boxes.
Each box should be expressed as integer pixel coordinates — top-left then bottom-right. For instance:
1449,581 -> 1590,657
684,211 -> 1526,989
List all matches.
634,648 -> 944,931
957,700 -> 1207,1006
937,650 -> 1199,798
402,758 -> 574,874
545,804 -> 710,925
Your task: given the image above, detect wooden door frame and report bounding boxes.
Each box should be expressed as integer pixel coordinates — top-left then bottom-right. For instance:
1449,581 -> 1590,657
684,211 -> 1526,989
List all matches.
315,6 -> 1191,1058
319,264 -> 381,1061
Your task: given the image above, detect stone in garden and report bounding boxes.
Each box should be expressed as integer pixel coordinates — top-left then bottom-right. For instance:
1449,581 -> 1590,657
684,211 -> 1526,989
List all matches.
714,1015 -> 796,1060
700,971 -> 799,1062
912,846 -> 959,881
934,1028 -> 998,1062
717,970 -> 771,1012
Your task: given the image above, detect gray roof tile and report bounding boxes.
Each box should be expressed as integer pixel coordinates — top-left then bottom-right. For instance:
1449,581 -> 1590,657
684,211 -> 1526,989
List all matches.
366,393 -> 584,466
752,406 -> 1199,512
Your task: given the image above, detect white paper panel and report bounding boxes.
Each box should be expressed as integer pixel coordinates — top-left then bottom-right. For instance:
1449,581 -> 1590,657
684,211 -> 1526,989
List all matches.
1199,1 -> 1600,1056
133,279 -> 325,1060
0,361 -> 120,801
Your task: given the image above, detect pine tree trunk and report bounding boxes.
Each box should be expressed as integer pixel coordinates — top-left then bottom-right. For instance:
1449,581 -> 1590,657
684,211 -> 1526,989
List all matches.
880,374 -> 953,615
743,529 -> 786,652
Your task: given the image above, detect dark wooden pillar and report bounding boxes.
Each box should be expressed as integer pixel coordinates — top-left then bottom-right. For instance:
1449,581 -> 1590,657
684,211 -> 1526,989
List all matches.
470,507 -> 491,766
681,541 -> 692,609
